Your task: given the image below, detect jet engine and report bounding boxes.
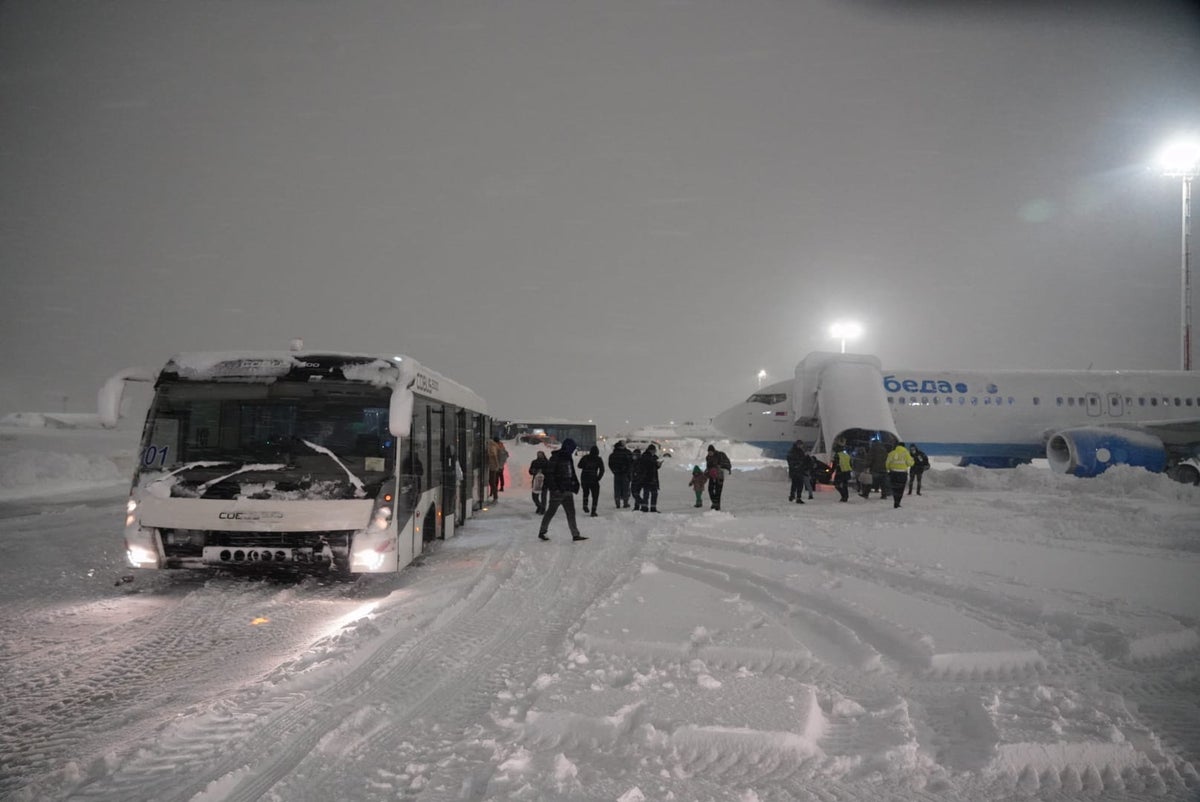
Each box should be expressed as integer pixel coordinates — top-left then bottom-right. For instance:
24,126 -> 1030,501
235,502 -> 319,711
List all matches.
1045,427 -> 1167,477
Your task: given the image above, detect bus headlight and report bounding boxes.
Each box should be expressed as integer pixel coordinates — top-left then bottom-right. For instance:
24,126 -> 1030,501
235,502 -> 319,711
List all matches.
126,543 -> 158,568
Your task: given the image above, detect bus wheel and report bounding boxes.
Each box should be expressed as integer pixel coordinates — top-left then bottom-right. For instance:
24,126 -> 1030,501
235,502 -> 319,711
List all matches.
423,506 -> 438,543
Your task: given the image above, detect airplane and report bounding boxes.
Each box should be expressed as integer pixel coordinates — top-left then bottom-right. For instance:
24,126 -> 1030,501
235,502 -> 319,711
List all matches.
711,351 -> 1200,483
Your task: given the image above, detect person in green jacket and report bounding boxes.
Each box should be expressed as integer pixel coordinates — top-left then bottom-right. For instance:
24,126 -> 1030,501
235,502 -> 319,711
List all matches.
886,441 -> 915,509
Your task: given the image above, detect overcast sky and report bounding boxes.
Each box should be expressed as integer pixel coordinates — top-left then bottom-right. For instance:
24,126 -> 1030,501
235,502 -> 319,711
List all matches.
2,0 -> 1198,435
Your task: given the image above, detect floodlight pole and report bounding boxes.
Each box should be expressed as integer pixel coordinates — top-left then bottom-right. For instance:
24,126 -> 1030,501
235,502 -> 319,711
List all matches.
1181,175 -> 1193,370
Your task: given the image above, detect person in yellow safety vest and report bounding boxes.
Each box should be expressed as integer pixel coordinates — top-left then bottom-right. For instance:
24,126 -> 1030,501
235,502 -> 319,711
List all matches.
885,441 -> 915,509
832,444 -> 854,502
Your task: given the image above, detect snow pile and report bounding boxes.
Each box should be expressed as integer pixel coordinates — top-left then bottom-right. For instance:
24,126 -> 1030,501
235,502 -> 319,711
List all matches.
0,448 -> 125,500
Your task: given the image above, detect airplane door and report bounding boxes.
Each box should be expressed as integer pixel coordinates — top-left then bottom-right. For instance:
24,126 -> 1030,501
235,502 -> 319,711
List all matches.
1085,392 -> 1103,418
1106,393 -> 1124,417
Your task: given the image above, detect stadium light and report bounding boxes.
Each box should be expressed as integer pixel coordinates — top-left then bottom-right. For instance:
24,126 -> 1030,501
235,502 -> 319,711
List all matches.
829,320 -> 862,354
1157,135 -> 1200,370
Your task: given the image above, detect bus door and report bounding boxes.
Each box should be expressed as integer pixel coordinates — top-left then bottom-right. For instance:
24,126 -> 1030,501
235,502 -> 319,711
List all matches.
427,405 -> 445,539
473,414 -> 488,511
456,408 -> 468,522
440,405 -> 458,534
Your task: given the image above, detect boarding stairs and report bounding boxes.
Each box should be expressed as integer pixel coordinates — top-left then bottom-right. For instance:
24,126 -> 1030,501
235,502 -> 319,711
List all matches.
794,352 -> 899,454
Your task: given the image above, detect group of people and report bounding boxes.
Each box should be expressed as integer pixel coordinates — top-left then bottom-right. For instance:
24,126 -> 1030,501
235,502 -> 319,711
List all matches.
826,438 -> 929,508
517,435 -> 930,543
528,440 -> 733,541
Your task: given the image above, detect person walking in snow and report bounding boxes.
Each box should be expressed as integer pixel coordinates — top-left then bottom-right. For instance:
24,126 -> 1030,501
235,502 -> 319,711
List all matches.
785,440 -> 809,504
705,444 -> 731,511
907,443 -> 930,496
528,450 -> 550,514
832,443 -> 853,502
688,465 -> 708,508
496,438 -> 509,492
866,438 -> 889,499
486,436 -> 503,502
607,440 -> 634,508
629,448 -> 645,510
537,439 -> 587,542
636,444 -> 662,512
577,445 -> 605,517
886,441 -> 915,509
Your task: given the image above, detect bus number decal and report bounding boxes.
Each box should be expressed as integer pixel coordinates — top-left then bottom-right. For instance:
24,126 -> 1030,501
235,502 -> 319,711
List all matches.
141,445 -> 169,468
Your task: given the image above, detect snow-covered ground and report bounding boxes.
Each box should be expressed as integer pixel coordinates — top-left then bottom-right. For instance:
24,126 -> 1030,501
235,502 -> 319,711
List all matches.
1,426 -> 1199,801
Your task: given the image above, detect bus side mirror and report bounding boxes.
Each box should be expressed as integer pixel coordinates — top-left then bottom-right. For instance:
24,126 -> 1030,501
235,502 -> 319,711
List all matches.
97,367 -> 155,428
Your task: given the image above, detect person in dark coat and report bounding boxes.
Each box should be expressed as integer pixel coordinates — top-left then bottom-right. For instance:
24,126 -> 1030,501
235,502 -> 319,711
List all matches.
577,445 -> 606,517
629,448 -> 645,511
636,444 -> 662,512
538,439 -> 586,542
607,441 -> 634,508
907,444 -> 931,495
705,444 -> 731,511
866,438 -> 889,499
528,450 -> 550,514
785,440 -> 809,504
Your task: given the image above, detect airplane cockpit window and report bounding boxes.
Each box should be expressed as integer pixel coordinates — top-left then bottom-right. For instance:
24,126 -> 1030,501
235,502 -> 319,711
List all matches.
747,393 -> 787,405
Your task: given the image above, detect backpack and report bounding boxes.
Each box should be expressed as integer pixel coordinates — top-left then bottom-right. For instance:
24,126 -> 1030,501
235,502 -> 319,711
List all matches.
717,451 -> 732,471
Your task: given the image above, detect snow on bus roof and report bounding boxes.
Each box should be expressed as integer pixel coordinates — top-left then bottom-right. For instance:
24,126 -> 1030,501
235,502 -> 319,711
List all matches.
162,351 -> 487,413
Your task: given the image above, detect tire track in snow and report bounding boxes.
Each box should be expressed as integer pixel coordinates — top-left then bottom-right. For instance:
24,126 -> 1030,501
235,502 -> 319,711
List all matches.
65,534 -> 527,802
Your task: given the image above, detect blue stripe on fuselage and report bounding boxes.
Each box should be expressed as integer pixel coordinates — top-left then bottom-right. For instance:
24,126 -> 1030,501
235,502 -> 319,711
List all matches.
745,440 -> 1043,463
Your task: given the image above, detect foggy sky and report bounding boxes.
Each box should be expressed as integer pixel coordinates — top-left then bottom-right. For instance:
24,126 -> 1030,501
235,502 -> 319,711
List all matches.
2,0 -> 1198,435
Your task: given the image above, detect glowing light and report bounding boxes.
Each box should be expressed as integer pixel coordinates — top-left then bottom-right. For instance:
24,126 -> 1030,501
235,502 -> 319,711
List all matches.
126,545 -> 157,567
1156,136 -> 1200,177
250,617 -> 271,626
829,320 -> 863,353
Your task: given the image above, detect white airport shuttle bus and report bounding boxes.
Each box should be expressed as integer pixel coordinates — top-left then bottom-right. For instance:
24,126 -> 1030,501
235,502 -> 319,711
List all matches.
713,352 -> 1200,482
121,349 -> 491,575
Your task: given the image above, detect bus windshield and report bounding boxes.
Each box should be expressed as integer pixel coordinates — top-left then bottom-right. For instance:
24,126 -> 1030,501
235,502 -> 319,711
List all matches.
136,381 -> 394,499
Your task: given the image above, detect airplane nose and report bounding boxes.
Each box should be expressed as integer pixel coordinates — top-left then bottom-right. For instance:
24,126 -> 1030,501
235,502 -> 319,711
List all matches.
711,405 -> 742,439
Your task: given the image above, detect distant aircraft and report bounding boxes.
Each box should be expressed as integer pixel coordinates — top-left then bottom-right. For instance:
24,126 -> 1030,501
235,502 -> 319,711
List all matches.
712,352 -> 1200,482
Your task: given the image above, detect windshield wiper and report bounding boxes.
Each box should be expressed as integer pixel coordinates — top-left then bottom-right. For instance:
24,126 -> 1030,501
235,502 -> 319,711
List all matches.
299,439 -> 367,498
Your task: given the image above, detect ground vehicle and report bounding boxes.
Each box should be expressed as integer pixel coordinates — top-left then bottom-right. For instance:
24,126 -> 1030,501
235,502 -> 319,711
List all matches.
497,420 -> 597,450
121,350 -> 490,575
621,438 -> 672,457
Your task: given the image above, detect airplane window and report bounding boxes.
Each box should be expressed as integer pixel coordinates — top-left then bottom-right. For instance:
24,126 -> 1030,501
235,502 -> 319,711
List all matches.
1033,397 -> 1040,405
1089,397 -> 1098,406
1151,398 -> 1158,406
1187,398 -> 1194,407
971,397 -> 978,405
1056,397 -> 1063,406
1068,398 -> 1075,407
1139,397 -> 1146,406
1174,398 -> 1182,407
